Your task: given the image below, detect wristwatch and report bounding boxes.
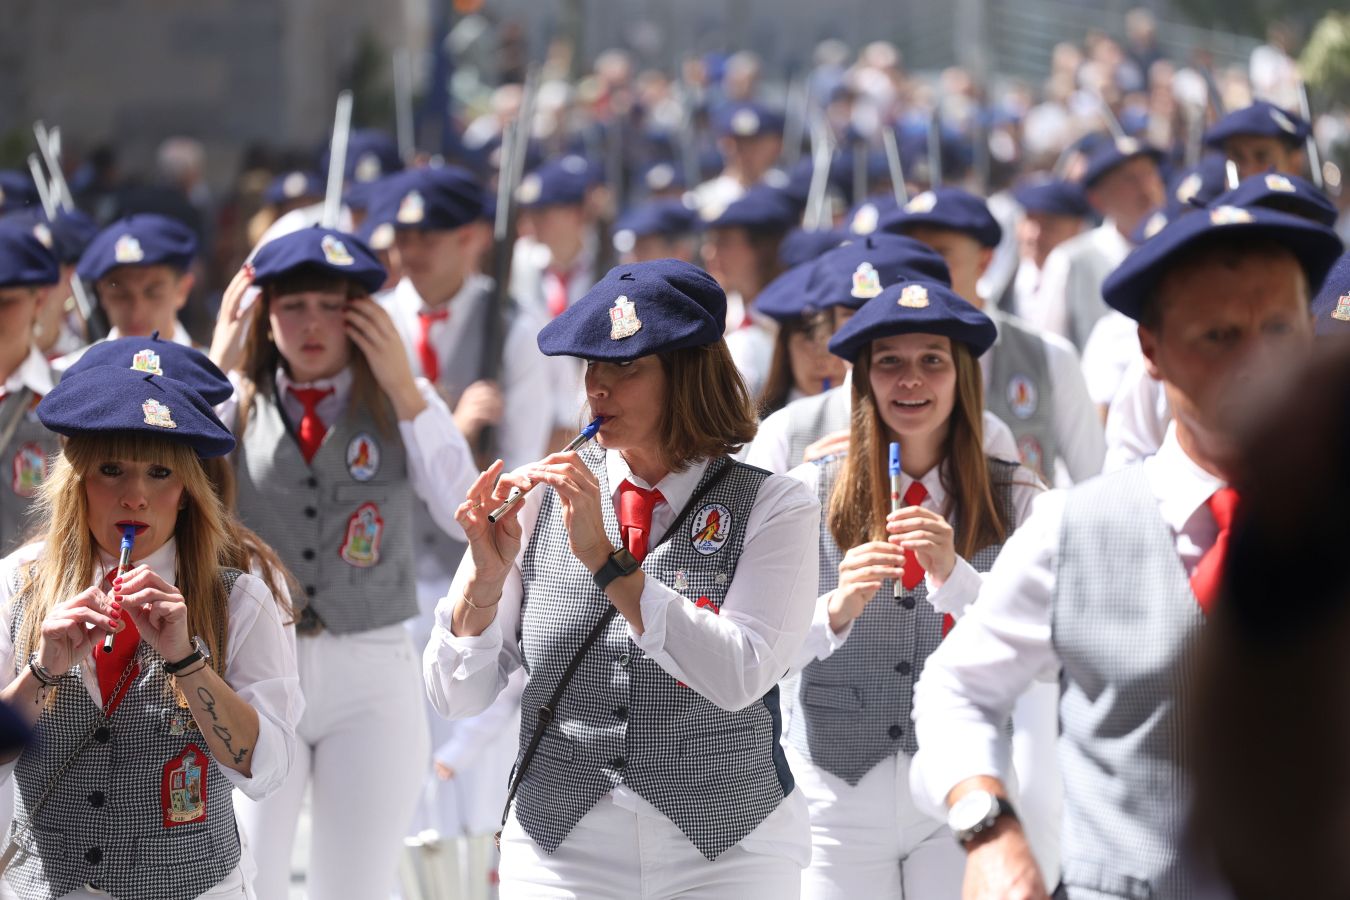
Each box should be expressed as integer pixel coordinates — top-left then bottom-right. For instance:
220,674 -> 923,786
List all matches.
592,546 -> 641,591
163,636 -> 211,675
948,789 -> 1018,846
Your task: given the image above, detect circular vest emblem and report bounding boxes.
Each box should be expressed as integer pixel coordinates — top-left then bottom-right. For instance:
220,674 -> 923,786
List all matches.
1017,434 -> 1045,478
1006,374 -> 1038,419
11,443 -> 47,498
346,432 -> 381,482
690,503 -> 732,556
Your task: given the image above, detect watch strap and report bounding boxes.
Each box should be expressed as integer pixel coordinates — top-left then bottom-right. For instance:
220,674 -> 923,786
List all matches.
956,794 -> 1018,845
163,637 -> 207,674
592,547 -> 640,591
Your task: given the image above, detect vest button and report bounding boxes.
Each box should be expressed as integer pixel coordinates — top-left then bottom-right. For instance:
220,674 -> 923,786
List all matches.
894,661 -> 912,675
307,477 -> 318,489
84,847 -> 102,864
610,756 -> 626,770
304,506 -> 318,519
900,596 -> 916,610
614,706 -> 628,721
305,585 -> 316,598
617,653 -> 631,667
87,791 -> 105,808
888,724 -> 904,740
93,727 -> 110,744
302,549 -> 316,561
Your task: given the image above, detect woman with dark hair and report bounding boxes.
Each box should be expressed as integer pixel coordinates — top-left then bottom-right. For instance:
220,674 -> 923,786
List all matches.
785,280 -> 1044,898
426,259 -> 821,898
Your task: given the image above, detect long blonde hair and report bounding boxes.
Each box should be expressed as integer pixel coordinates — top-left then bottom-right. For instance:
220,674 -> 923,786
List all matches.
828,342 -> 1010,557
17,433 -> 250,676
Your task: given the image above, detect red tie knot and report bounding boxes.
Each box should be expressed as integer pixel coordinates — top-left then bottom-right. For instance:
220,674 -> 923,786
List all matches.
418,307 -> 451,324
288,386 -> 334,413
1207,487 -> 1239,532
903,480 -> 928,507
617,481 -> 664,562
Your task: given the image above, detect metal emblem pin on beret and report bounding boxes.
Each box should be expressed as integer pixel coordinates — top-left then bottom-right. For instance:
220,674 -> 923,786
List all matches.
354,152 -> 382,183
1264,174 -> 1296,193
1269,108 -> 1297,135
1143,211 -> 1169,240
646,163 -> 675,191
904,192 -> 937,214
851,262 -> 883,299
609,295 -> 642,339
1334,293 -> 1350,323
132,349 -> 163,376
1209,205 -> 1255,226
31,223 -> 52,249
898,284 -> 930,308
516,174 -> 542,206
561,155 -> 588,175
396,190 -> 425,224
282,171 -> 308,199
1175,173 -> 1202,204
142,398 -> 177,429
321,234 -> 355,266
731,108 -> 761,137
851,203 -> 880,235
114,234 -> 145,264
1115,136 -> 1140,155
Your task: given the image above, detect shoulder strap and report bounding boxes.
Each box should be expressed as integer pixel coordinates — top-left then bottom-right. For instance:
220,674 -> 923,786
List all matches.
0,389 -> 35,453
496,457 -> 739,844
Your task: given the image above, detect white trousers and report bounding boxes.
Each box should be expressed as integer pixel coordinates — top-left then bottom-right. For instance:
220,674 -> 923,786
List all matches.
498,795 -> 804,899
0,865 -> 251,900
790,745 -> 964,900
235,626 -> 430,900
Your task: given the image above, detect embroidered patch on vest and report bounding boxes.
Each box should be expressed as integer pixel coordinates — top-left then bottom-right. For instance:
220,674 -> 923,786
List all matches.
609,295 -> 642,339
142,398 -> 177,429
11,443 -> 47,498
690,503 -> 731,555
346,432 -> 381,481
1334,293 -> 1350,322
162,744 -> 208,827
1017,434 -> 1045,476
340,502 -> 384,567
1006,374 -> 1038,419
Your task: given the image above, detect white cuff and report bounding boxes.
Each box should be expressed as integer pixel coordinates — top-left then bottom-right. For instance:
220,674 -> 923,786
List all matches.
924,556 -> 984,617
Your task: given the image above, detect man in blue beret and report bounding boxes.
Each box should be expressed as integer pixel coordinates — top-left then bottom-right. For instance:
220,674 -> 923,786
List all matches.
880,187 -> 1104,486
9,209 -> 98,358
693,102 -> 787,221
0,221 -> 62,555
612,200 -> 701,264
56,213 -> 200,374
263,170 -> 325,218
1000,179 -> 1093,324
0,171 -> 39,218
1037,137 -> 1165,353
1203,100 -> 1309,182
912,204 -> 1343,900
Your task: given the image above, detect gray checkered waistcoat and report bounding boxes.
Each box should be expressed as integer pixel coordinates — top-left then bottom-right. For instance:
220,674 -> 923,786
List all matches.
985,312 -> 1057,482
234,387 -> 417,633
1053,466 -> 1203,899
515,446 -> 793,860
5,571 -> 243,900
786,454 -> 1019,785
782,387 -> 849,474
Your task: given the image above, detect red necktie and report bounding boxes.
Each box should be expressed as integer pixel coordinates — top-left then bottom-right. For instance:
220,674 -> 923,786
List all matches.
288,387 -> 334,464
1189,487 -> 1239,617
545,268 -> 571,319
416,307 -> 450,383
618,482 -> 664,562
94,570 -> 141,715
900,481 -> 957,637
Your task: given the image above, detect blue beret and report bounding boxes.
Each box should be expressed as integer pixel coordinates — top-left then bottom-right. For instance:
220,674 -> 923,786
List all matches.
846,195 -> 901,236
47,208 -> 100,265
517,155 -> 595,209
1204,101 -> 1310,149
1013,179 -> 1092,219
1080,136 -> 1164,188
779,228 -> 849,268
1102,205 -> 1344,322
537,259 -> 726,361
0,171 -> 38,217
0,220 -> 60,288
713,103 -> 786,139
753,263 -> 819,323
1168,155 -> 1231,210
250,226 -> 387,294
37,365 -> 236,458
878,187 -> 1002,248
1212,172 -> 1337,228
640,160 -> 686,195
76,214 -> 197,283
612,201 -> 700,250
264,170 -> 325,206
388,166 -> 484,231
323,129 -> 404,184
64,332 -> 234,407
1311,252 -> 1350,336
805,235 -> 952,315
707,185 -> 800,233
828,279 -> 998,362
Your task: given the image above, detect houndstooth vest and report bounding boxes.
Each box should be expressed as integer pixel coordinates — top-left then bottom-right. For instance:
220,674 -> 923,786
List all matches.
234,385 -> 417,634
0,389 -> 58,557
787,454 -> 1019,785
514,446 -> 792,860
1053,466 -> 1203,900
5,571 -> 243,900
986,312 -> 1058,483
781,387 -> 850,475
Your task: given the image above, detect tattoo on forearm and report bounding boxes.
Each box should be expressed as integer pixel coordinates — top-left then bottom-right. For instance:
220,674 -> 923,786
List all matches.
195,686 -> 251,765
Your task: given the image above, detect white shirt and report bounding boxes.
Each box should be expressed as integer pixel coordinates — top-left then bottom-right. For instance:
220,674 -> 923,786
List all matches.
1035,221 -> 1132,343
725,303 -> 778,401
787,458 -> 1044,668
744,370 -> 1023,474
381,274 -> 552,471
1104,358 -> 1171,472
216,366 -> 473,543
3,347 -> 55,399
0,537 -> 303,801
909,424 -> 1225,820
1081,310 -> 1144,407
423,451 -> 820,853
982,317 -> 1106,486
1009,258 -> 1046,325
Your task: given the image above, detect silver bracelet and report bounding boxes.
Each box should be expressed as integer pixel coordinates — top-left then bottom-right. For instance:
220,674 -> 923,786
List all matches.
27,654 -> 61,688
